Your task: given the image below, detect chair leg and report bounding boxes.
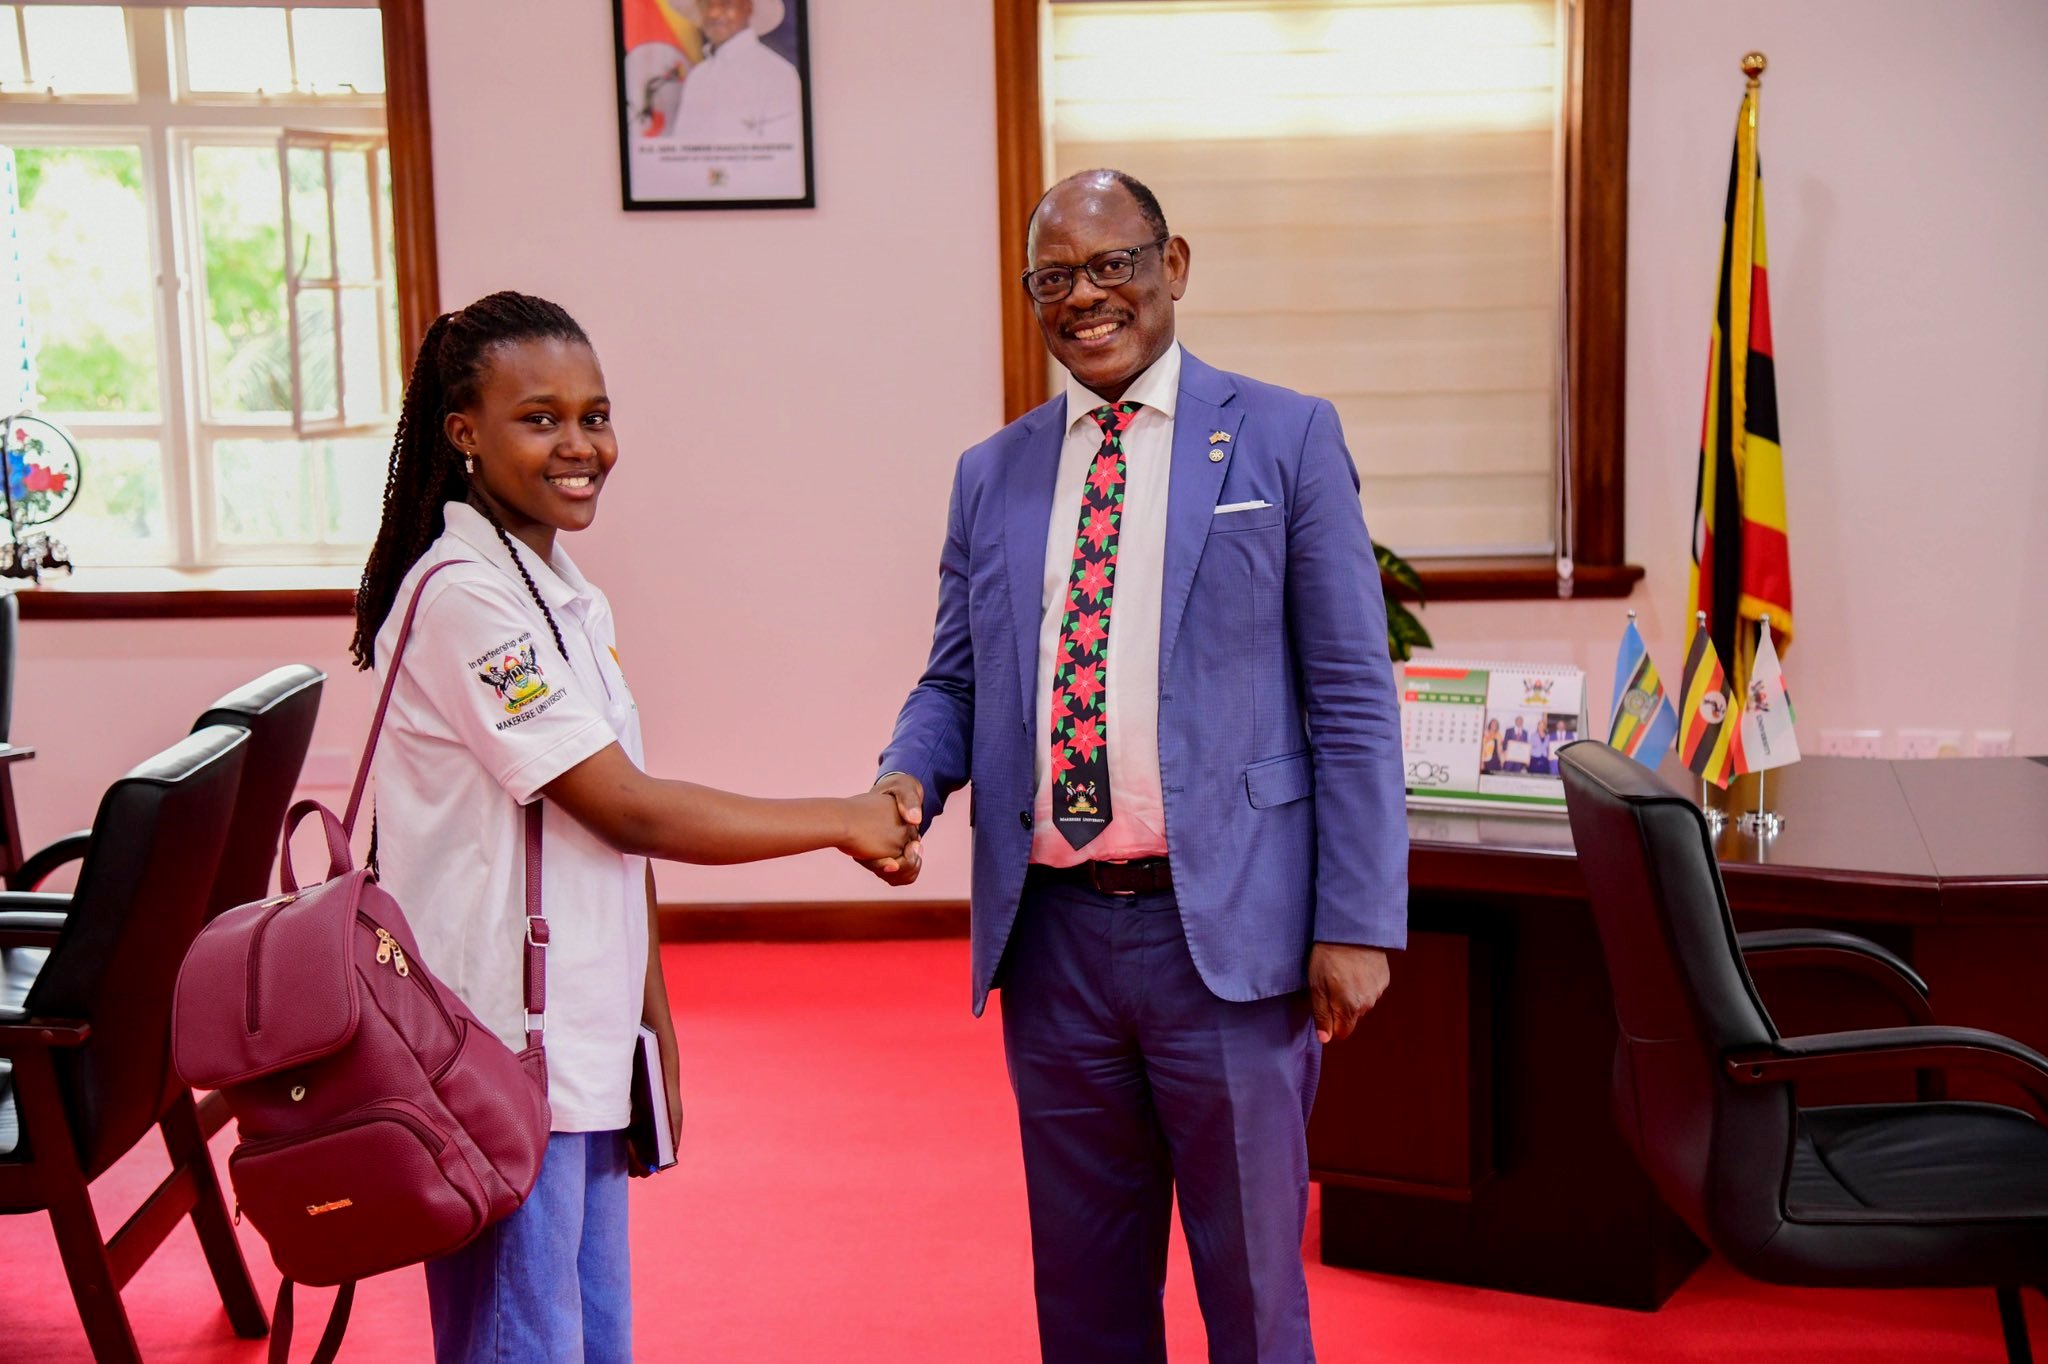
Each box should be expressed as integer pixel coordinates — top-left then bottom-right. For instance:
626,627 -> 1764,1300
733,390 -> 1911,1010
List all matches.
45,1179 -> 144,1364
195,1086 -> 231,1140
11,1039 -> 144,1363
1999,1286 -> 2034,1364
160,1091 -> 268,1339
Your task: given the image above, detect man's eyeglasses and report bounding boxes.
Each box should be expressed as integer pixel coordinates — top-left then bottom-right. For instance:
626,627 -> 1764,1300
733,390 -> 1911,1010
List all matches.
1020,240 -> 1169,305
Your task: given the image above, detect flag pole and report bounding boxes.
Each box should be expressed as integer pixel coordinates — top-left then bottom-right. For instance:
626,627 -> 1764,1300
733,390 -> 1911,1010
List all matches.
1738,616 -> 1785,837
1690,608 -> 1727,833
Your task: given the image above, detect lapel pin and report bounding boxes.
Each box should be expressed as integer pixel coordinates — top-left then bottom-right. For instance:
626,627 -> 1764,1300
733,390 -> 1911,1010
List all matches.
1208,430 -> 1231,445
1209,449 -> 1226,463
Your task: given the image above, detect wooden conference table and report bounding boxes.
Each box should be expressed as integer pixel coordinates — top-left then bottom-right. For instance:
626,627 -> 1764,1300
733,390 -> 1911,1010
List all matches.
1307,754 -> 2048,1310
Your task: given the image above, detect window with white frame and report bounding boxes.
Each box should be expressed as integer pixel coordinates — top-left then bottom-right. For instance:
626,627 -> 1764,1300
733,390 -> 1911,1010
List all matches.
1045,0 -> 1565,560
0,2 -> 396,570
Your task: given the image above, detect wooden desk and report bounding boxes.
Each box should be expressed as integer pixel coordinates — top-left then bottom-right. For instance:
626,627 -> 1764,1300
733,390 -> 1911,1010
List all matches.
1308,755 -> 2048,1310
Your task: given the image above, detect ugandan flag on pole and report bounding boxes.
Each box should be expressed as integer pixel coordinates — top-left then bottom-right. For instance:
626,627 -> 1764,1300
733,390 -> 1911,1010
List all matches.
1680,612 -> 1737,788
1690,52 -> 1794,700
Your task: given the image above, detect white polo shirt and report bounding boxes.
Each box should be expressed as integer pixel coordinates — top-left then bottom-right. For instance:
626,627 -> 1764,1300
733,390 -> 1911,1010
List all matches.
371,501 -> 648,1132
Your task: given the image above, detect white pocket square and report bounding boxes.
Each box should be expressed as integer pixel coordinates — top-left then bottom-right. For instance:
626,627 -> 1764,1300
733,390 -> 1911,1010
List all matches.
1215,500 -> 1273,515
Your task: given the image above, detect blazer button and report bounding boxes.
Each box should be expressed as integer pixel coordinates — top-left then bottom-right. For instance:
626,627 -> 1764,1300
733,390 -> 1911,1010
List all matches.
1020,810 -> 1034,830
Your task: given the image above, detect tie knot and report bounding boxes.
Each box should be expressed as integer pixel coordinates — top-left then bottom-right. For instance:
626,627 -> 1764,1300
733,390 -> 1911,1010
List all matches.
1088,402 -> 1140,437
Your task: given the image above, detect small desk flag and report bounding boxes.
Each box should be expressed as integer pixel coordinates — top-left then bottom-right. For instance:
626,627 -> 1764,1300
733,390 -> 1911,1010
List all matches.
1732,618 -> 1800,774
1607,615 -> 1680,762
1680,613 -> 1738,788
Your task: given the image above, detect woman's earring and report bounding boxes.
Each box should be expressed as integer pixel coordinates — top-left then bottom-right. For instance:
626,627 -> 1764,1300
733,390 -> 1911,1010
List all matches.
463,453 -> 477,476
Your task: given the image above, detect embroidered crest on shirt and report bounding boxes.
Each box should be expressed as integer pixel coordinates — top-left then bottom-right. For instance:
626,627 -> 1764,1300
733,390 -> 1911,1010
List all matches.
469,634 -> 566,729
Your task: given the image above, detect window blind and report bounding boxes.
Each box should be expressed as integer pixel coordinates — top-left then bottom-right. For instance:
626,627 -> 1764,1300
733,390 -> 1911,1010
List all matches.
1048,0 -> 1564,558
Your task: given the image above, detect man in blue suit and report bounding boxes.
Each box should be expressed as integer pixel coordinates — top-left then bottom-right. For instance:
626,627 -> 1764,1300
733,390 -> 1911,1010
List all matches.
869,169 -> 1408,1362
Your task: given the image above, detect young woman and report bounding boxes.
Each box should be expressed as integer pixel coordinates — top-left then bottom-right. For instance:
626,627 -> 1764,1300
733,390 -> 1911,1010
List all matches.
349,293 -> 916,1363
1479,717 -> 1503,774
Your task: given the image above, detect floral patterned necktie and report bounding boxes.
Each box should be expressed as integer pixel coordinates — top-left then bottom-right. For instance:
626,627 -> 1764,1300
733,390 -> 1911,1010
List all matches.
1050,401 -> 1138,850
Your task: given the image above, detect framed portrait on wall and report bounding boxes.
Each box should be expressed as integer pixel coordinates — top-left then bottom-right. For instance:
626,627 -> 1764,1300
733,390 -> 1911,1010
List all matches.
612,0 -> 815,210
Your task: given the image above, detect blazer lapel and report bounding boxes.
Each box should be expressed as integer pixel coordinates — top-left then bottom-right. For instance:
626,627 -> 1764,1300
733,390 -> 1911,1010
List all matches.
1005,404 -> 1067,734
1159,354 -> 1242,676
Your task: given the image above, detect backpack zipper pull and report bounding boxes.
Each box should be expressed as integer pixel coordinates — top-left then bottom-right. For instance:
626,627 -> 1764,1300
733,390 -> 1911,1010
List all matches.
373,927 -> 396,966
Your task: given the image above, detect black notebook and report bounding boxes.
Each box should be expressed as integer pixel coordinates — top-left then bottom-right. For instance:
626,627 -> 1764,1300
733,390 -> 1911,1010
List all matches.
627,1023 -> 678,1175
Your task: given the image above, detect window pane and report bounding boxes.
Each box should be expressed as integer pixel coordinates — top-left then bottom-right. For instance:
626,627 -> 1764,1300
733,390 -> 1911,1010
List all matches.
192,144 -> 292,416
293,286 -> 337,423
7,144 -> 159,415
47,435 -> 166,561
338,286 -> 383,423
0,10 -> 26,89
291,8 -> 384,95
21,6 -> 132,96
321,433 -> 384,541
213,436 -> 313,543
183,7 -> 290,95
285,143 -> 331,280
331,146 -> 374,281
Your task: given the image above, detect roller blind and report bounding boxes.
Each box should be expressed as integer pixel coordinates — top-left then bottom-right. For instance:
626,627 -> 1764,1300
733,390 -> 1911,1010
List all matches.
1048,0 -> 1564,558
20,2 -> 378,9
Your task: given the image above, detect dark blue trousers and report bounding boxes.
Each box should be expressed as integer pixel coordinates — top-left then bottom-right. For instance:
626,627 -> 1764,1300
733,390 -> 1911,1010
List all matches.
1000,875 -> 1321,1363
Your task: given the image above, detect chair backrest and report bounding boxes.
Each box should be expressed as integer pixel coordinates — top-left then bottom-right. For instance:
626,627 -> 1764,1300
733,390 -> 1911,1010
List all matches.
0,591 -> 17,745
24,725 -> 248,1177
1557,741 -> 1795,1256
190,664 -> 325,919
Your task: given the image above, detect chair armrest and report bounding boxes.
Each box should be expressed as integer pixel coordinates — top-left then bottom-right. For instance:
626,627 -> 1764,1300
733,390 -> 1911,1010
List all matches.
1738,928 -> 1933,1023
0,908 -> 66,948
0,1012 -> 92,1052
1727,1026 -> 2048,1111
7,830 -> 91,891
0,894 -> 71,948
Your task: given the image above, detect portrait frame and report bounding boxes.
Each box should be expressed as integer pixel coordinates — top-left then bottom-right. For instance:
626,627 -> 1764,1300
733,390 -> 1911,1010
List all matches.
611,0 -> 816,211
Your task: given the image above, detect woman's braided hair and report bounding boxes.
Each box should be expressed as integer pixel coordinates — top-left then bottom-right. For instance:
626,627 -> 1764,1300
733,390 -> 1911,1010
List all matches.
350,291 -> 590,671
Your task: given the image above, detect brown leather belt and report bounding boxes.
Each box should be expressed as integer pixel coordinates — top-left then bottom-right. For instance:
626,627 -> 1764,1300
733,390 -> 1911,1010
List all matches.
1030,856 -> 1173,897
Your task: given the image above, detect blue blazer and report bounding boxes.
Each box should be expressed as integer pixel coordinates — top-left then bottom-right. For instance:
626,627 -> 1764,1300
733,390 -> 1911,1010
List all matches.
882,351 -> 1408,1014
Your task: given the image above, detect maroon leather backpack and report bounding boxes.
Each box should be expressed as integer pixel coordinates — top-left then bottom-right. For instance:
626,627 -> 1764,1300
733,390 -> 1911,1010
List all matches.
173,560 -> 552,1363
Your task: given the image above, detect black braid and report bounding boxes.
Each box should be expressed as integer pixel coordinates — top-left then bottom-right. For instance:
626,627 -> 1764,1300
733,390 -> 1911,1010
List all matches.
351,291 -> 591,670
475,500 -> 569,663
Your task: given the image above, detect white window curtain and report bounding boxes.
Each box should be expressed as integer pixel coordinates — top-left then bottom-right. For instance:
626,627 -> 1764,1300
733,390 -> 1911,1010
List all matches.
25,1 -> 378,9
1048,0 -> 1565,559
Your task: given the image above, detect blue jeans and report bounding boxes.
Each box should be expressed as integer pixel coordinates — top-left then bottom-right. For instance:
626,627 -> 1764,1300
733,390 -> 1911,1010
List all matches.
425,1130 -> 632,1363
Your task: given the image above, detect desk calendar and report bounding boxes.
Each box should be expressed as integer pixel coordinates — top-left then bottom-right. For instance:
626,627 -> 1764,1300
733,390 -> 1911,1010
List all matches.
1400,659 -> 1587,814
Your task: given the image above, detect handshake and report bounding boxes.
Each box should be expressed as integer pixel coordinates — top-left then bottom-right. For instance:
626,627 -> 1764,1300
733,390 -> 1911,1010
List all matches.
842,772 -> 926,886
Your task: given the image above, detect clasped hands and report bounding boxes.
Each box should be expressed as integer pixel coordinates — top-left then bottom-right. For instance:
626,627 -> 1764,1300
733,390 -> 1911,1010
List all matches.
842,772 -> 925,883
845,773 -> 1390,1042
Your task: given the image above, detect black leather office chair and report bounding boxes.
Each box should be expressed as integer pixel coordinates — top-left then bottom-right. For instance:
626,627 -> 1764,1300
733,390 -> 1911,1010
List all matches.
0,592 -> 26,879
0,726 -> 267,1363
1558,740 -> 2048,1363
188,664 -> 325,916
6,666 -> 325,1143
9,664 -> 326,901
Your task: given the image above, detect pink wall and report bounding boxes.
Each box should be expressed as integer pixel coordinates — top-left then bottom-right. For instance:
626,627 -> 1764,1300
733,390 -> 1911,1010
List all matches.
12,0 -> 2045,904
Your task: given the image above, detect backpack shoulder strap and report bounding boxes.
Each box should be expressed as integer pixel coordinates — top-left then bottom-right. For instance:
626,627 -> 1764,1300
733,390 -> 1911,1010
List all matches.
344,558 -> 462,836
347,555 -> 551,1044
269,1278 -> 355,1364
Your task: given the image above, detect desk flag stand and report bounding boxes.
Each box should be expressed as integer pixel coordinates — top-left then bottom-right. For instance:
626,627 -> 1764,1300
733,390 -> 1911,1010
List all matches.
1735,618 -> 1794,838
1738,772 -> 1783,839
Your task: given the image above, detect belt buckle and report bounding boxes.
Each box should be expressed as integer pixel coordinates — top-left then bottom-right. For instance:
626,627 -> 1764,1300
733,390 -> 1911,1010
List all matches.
1090,860 -> 1139,897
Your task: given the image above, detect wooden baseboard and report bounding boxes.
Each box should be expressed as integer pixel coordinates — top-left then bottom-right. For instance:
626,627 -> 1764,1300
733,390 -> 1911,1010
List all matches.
658,900 -> 970,943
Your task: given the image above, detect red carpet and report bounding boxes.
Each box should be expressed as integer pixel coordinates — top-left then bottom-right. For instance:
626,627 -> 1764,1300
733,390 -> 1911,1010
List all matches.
1,940 -> 2038,1361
